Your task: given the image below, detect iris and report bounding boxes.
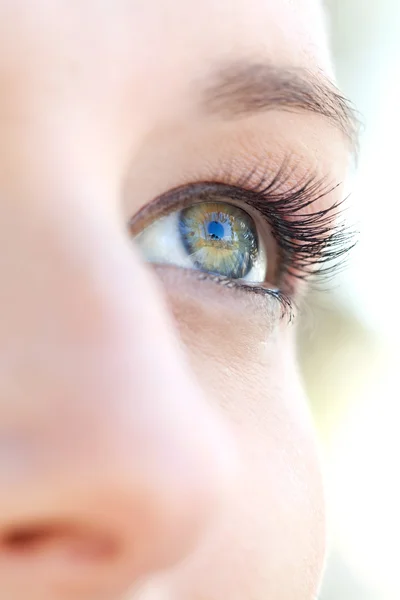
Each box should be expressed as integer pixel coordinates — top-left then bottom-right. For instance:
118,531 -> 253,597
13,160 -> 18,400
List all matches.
179,201 -> 259,278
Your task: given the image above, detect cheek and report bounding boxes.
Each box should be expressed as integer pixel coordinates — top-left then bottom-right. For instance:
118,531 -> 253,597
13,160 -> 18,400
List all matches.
162,278 -> 326,599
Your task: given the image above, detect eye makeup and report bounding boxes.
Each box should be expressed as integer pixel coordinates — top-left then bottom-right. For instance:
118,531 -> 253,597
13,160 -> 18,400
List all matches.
129,159 -> 355,323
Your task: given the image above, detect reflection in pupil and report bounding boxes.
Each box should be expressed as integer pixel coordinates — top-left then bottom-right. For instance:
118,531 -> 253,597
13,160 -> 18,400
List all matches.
208,220 -> 225,240
179,201 -> 259,279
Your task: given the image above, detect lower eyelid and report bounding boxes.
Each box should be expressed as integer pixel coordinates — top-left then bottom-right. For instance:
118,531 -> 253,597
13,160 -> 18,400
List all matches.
152,263 -> 295,325
204,275 -> 294,323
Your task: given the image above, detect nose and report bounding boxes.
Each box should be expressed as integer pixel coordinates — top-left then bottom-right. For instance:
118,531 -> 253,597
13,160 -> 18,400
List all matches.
0,187 -> 235,600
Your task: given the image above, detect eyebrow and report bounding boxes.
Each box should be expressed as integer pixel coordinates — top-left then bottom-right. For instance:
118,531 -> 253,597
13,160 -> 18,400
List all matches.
201,61 -> 360,152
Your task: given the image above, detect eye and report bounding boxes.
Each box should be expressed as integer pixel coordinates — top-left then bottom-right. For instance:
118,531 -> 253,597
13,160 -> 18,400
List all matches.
134,200 -> 268,283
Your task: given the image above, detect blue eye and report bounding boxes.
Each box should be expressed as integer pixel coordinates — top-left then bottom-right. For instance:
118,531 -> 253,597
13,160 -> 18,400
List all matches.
178,202 -> 259,279
134,200 -> 267,283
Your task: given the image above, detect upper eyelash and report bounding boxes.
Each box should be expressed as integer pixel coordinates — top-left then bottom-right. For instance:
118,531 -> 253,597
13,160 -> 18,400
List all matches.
203,166 -> 357,292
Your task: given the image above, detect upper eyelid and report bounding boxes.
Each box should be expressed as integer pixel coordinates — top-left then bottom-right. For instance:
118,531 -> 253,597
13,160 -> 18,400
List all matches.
129,171 -> 330,229
129,180 -> 272,235
123,106 -> 350,229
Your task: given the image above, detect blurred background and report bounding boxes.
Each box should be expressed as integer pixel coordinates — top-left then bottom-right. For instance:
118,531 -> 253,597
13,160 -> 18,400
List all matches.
300,1 -> 400,599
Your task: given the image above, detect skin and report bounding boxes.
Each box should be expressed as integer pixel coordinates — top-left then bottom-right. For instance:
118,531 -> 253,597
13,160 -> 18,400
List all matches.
0,1 -> 352,599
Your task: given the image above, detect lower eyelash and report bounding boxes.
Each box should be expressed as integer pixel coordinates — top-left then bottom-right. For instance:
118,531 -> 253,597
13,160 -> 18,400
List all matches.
195,271 -> 295,323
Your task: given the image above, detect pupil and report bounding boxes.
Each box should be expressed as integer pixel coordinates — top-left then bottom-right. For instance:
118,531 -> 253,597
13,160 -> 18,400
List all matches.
178,201 -> 259,280
207,220 -> 224,240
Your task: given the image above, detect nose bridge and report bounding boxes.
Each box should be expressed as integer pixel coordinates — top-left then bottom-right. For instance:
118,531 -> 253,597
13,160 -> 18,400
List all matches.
0,159 -> 235,596
0,165 -> 192,441
0,170 -> 118,415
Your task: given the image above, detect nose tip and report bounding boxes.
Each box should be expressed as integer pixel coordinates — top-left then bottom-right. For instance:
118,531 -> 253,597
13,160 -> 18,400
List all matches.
0,426 -> 235,600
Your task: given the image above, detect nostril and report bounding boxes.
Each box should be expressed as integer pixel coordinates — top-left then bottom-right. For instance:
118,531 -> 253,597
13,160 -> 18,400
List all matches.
0,521 -> 137,599
1,522 -> 121,561
2,525 -> 53,553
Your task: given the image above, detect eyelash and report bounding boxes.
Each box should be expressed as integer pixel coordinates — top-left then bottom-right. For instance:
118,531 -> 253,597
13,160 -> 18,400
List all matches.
219,165 -> 356,288
130,163 -> 356,322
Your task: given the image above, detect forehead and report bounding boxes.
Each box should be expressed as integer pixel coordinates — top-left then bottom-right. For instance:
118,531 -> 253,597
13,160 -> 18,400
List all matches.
0,0 -> 330,100
0,0 -> 340,182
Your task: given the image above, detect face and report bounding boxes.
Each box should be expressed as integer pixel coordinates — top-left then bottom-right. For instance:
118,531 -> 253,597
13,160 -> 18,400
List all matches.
0,1 -> 356,599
